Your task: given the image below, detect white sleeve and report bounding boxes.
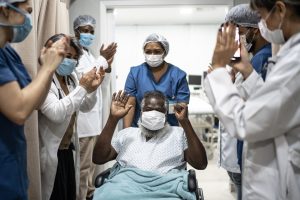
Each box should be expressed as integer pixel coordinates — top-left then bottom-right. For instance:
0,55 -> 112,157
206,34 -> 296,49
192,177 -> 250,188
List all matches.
182,130 -> 188,151
40,83 -> 88,123
101,72 -> 111,88
204,61 -> 300,143
111,130 -> 122,153
79,90 -> 97,113
235,70 -> 264,100
111,128 -> 130,153
95,55 -> 109,69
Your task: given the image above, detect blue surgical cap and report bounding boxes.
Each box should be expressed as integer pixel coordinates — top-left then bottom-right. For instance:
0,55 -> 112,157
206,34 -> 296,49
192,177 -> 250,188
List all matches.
73,15 -> 96,30
225,4 -> 260,28
143,33 -> 169,55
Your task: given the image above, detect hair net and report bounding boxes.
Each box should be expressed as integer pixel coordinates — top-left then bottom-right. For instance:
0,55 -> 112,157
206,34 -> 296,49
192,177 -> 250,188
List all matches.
143,33 -> 169,55
73,15 -> 96,30
225,4 -> 260,28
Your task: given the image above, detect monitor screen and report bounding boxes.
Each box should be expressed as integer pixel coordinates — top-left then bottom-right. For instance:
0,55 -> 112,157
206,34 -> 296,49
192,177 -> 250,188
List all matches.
188,75 -> 202,85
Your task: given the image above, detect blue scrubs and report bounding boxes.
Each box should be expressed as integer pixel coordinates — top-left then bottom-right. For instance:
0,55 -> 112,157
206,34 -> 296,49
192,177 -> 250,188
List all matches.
237,43 -> 272,170
0,44 -> 31,200
125,62 -> 190,127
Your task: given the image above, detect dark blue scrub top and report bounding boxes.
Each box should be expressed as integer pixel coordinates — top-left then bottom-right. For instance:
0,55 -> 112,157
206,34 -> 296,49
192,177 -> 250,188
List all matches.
237,43 -> 272,170
251,43 -> 272,81
125,62 -> 190,127
0,44 -> 31,199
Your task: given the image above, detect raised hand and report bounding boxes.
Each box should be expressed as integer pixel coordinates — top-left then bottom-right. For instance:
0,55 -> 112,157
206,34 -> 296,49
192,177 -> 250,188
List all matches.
211,23 -> 239,68
89,66 -> 105,89
40,36 -> 69,72
79,67 -> 97,93
231,38 -> 253,79
100,42 -> 117,62
110,90 -> 133,120
174,103 -> 188,122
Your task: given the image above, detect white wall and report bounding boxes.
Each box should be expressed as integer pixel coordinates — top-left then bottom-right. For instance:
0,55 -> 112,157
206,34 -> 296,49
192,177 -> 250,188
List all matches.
114,24 -> 219,90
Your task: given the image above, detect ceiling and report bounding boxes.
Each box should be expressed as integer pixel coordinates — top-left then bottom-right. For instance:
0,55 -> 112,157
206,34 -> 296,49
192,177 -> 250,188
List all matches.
113,5 -> 229,26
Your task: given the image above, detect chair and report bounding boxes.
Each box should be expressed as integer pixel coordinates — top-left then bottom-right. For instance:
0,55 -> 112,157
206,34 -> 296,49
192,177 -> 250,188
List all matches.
95,168 -> 204,200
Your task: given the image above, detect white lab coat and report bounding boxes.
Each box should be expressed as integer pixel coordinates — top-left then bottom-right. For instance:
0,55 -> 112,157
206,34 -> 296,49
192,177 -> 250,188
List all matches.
204,32 -> 300,200
218,73 -> 244,174
75,49 -> 110,138
38,73 -> 97,200
218,124 -> 241,173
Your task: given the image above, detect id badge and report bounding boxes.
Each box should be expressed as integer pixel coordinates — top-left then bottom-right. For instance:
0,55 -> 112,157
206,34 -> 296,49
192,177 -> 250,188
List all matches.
168,100 -> 176,114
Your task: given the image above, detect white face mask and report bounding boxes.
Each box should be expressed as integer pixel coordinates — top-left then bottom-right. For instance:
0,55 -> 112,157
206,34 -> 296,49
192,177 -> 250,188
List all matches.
258,6 -> 285,45
145,54 -> 164,68
140,110 -> 166,131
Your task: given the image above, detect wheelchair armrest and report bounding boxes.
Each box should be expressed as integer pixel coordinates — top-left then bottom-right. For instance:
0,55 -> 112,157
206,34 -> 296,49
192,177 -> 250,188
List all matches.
94,168 -> 111,188
188,169 -> 204,200
188,169 -> 197,191
198,188 -> 204,200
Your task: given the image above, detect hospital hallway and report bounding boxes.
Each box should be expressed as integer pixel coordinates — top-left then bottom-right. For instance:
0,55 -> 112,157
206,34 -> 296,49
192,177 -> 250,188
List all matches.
188,149 -> 236,200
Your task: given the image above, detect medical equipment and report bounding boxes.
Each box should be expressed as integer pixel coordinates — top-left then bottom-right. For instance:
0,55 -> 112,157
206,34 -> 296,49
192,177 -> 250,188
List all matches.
188,93 -> 218,160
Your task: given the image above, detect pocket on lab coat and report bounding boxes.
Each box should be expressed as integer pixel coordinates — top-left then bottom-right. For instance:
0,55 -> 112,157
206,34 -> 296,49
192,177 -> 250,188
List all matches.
243,159 -> 280,200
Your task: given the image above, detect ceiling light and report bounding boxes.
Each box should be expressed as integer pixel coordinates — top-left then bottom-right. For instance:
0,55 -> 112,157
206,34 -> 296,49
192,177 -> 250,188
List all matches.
180,8 -> 194,15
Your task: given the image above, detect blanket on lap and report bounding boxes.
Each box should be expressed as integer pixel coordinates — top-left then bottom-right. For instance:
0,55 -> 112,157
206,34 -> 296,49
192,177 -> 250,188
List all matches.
93,164 -> 196,200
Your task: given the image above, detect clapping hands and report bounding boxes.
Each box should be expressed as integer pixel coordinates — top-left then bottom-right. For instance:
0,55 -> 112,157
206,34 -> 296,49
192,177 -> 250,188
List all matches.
79,66 -> 105,93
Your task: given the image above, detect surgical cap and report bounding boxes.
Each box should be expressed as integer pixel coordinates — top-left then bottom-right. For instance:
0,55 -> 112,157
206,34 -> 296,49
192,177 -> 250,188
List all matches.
73,15 -> 96,30
143,33 -> 169,55
225,4 -> 260,28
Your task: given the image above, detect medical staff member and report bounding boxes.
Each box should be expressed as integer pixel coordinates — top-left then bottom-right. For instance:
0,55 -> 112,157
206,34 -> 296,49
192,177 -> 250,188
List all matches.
0,0 -> 67,199
204,0 -> 300,199
73,15 -> 117,200
217,4 -> 272,200
39,34 -> 104,200
124,33 -> 190,128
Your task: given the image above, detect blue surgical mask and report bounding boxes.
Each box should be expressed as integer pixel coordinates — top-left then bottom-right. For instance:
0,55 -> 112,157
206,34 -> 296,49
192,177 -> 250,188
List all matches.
56,58 -> 77,76
0,3 -> 33,43
79,33 -> 95,47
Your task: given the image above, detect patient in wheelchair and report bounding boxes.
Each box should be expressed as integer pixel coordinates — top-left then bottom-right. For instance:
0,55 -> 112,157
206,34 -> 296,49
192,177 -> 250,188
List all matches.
92,90 -> 207,200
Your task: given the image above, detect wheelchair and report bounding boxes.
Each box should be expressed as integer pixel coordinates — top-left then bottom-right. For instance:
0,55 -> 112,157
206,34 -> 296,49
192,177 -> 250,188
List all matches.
94,168 -> 204,200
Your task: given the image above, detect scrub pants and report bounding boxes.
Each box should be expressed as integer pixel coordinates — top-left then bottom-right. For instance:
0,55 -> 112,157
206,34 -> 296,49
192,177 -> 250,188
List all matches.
50,144 -> 76,200
227,171 -> 242,200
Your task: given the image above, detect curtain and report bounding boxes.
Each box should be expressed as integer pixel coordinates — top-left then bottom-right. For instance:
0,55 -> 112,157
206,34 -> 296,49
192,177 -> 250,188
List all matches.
11,0 -> 70,199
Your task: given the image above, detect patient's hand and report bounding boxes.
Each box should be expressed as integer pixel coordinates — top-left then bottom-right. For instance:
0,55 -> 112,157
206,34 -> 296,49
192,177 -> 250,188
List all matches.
174,104 -> 188,122
110,90 -> 133,120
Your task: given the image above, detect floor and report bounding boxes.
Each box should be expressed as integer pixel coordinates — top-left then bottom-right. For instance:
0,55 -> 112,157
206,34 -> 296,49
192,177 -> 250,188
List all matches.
188,150 -> 236,200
